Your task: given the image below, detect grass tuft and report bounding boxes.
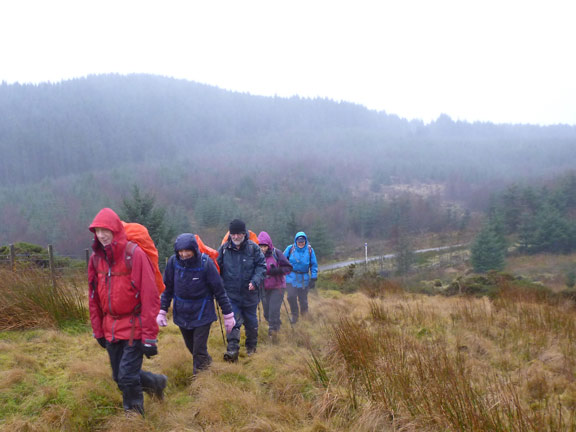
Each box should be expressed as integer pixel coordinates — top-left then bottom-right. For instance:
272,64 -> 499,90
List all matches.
0,268 -> 87,330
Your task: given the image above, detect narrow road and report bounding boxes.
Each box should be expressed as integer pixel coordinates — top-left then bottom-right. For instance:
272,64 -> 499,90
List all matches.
318,244 -> 465,272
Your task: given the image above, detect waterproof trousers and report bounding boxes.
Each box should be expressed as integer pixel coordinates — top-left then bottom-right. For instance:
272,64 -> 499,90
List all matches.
286,283 -> 308,323
262,288 -> 284,333
227,300 -> 259,354
106,340 -> 165,414
179,323 -> 212,374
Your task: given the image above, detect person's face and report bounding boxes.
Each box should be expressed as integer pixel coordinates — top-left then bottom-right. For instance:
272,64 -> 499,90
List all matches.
296,238 -> 306,248
178,249 -> 195,260
95,228 -> 114,246
231,232 -> 246,246
259,244 -> 269,254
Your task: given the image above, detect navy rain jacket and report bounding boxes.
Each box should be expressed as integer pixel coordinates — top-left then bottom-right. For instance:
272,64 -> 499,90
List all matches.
217,234 -> 267,307
161,233 -> 232,329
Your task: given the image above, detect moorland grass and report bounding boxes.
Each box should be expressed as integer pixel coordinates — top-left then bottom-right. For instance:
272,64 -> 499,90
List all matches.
0,268 -> 87,331
2,260 -> 576,430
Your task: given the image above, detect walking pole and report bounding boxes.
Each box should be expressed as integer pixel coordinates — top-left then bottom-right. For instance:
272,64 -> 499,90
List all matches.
257,301 -> 263,322
282,298 -> 294,332
257,284 -> 264,323
214,300 -> 226,346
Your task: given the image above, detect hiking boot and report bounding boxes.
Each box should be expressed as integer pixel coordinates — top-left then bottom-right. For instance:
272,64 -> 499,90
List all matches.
290,315 -> 298,324
125,405 -> 144,417
246,347 -> 257,356
152,374 -> 167,400
223,350 -> 239,362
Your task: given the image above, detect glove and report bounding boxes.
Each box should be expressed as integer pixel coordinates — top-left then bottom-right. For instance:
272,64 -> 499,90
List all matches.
309,278 -> 317,289
156,310 -> 168,327
268,265 -> 284,276
96,337 -> 107,349
142,343 -> 158,359
223,312 -> 236,334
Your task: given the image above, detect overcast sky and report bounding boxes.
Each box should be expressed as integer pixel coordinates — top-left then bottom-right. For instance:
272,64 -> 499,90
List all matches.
1,0 -> 575,126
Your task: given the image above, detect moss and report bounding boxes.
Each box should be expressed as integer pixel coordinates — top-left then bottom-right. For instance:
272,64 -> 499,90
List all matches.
218,372 -> 251,385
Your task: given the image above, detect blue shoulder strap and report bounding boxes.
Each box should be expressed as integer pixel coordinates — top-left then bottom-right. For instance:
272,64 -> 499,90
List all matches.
288,244 -> 313,268
174,253 -> 208,272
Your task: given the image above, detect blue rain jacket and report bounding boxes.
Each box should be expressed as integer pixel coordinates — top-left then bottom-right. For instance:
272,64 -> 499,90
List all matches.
283,231 -> 318,288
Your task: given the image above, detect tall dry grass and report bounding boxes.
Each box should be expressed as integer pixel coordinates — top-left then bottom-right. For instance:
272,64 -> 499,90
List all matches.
315,280 -> 576,431
4,263 -> 576,431
0,268 -> 87,330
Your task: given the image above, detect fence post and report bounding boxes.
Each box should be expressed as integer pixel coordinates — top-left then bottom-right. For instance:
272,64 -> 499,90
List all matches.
85,249 -> 90,267
48,244 -> 56,290
10,244 -> 15,271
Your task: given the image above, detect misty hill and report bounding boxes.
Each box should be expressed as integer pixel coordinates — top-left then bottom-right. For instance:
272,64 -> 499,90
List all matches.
1,74 -> 576,256
1,74 -> 575,187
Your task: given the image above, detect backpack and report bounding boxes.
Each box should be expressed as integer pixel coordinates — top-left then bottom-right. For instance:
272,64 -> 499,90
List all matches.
122,222 -> 165,295
221,230 -> 260,245
287,243 -> 313,260
91,222 -> 165,295
287,243 -> 314,272
195,234 -> 220,272
174,253 -> 210,273
272,248 -> 280,263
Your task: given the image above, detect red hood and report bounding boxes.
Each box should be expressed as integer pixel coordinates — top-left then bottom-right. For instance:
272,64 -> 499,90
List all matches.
89,208 -> 127,261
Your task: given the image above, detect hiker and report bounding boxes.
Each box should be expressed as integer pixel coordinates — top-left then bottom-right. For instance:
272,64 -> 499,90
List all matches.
88,208 -> 167,416
218,219 -> 266,361
257,231 -> 292,340
283,231 -> 318,323
156,233 -> 236,374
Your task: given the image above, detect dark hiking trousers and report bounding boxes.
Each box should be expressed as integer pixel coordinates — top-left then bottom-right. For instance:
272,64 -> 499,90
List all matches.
179,323 -> 212,374
227,301 -> 259,353
262,288 -> 284,333
286,283 -> 308,322
106,339 -> 164,414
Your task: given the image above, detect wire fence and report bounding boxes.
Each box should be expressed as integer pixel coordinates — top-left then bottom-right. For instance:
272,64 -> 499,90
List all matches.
1,243 -> 470,287
321,246 -> 470,277
0,244 -> 88,288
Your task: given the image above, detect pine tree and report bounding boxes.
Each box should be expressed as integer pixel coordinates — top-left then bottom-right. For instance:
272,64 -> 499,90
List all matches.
529,205 -> 575,253
308,220 -> 334,261
120,185 -> 175,262
470,223 -> 507,273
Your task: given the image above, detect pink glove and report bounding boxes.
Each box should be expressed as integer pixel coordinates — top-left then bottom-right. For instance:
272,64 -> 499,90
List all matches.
223,312 -> 236,334
156,310 -> 168,327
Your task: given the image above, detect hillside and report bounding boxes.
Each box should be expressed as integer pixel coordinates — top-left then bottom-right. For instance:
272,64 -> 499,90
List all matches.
1,74 -> 576,257
1,74 -> 575,187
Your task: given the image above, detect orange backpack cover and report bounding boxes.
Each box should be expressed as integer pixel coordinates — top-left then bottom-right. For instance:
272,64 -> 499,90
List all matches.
195,234 -> 220,272
221,230 -> 259,246
122,222 -> 166,295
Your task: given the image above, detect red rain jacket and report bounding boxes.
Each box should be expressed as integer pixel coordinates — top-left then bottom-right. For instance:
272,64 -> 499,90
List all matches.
88,208 -> 160,344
